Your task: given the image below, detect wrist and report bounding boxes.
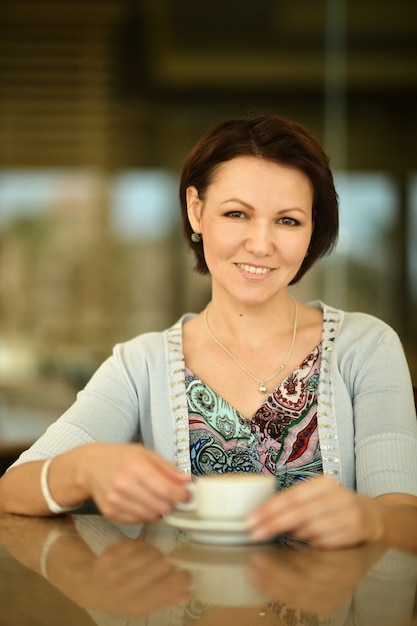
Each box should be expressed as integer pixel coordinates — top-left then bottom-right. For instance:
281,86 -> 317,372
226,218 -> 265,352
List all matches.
40,458 -> 75,514
71,442 -> 99,496
367,496 -> 389,544
42,447 -> 96,513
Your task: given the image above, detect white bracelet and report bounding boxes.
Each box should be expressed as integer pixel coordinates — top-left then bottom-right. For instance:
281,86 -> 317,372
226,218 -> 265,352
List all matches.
40,528 -> 63,580
40,458 -> 73,514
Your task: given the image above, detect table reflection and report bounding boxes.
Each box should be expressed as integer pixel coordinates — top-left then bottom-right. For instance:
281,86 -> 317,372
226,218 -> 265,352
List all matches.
0,513 -> 416,626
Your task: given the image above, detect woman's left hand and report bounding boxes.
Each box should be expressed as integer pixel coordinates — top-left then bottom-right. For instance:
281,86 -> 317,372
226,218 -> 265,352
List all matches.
247,475 -> 385,549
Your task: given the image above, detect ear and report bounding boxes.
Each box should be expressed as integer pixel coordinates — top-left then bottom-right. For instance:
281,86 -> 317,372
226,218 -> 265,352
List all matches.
186,186 -> 203,234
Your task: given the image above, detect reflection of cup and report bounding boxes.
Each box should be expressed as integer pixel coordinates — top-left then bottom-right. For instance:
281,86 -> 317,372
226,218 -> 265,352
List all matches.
170,543 -> 272,607
177,473 -> 275,521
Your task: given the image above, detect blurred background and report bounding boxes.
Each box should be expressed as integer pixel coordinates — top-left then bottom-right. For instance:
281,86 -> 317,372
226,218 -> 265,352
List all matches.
0,0 -> 416,467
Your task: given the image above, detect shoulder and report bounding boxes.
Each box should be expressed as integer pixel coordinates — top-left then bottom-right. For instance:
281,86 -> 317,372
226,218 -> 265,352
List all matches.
308,300 -> 400,345
308,300 -> 408,379
81,314 -> 196,394
308,301 -> 412,394
111,313 -> 196,365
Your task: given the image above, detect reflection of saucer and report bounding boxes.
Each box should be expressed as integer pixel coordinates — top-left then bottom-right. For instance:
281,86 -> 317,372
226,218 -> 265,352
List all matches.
164,510 -> 255,545
170,541 -> 265,565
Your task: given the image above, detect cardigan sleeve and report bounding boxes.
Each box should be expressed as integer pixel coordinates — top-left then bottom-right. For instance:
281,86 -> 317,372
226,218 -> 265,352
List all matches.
338,313 -> 417,498
8,334 -> 156,467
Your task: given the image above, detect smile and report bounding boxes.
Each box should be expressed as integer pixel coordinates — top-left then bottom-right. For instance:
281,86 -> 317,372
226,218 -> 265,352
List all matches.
236,263 -> 271,275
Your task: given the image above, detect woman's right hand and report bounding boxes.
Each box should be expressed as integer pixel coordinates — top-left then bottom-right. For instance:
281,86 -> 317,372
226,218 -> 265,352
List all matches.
72,442 -> 192,524
0,443 -> 192,522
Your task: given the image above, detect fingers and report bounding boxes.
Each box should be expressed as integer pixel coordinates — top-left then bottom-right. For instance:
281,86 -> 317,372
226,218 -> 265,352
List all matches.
86,444 -> 191,524
247,476 -> 377,548
99,479 -> 185,524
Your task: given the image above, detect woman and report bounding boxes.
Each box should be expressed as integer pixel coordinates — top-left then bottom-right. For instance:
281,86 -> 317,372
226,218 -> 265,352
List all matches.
1,114 -> 416,550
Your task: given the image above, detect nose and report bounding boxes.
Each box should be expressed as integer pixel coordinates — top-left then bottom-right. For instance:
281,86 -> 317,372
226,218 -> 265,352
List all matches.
244,221 -> 274,257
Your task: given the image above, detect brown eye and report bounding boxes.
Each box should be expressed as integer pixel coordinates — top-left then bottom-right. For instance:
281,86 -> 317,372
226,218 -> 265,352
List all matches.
226,211 -> 246,219
278,217 -> 299,226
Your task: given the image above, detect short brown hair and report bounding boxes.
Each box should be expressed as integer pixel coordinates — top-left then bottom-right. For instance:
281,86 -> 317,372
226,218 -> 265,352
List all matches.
179,114 -> 338,284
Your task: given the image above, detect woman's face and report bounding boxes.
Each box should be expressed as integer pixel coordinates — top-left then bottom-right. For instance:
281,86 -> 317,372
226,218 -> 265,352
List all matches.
187,156 -> 314,307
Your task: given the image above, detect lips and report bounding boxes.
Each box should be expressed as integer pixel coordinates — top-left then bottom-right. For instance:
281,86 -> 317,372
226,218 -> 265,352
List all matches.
236,263 -> 271,275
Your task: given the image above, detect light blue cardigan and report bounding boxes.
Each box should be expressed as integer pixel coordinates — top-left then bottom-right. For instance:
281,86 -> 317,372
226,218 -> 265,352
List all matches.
12,302 -> 417,498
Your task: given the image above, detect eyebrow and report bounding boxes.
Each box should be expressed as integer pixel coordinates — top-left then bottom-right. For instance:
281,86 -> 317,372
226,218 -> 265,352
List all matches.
221,198 -> 255,210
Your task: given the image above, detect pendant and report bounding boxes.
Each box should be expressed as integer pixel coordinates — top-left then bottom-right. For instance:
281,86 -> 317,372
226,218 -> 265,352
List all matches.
259,382 -> 267,393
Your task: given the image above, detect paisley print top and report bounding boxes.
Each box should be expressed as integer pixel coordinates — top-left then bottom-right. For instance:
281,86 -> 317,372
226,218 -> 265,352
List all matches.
186,345 -> 323,490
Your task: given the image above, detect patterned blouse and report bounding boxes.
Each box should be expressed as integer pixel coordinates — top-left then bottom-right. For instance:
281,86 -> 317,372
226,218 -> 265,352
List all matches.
186,345 -> 323,490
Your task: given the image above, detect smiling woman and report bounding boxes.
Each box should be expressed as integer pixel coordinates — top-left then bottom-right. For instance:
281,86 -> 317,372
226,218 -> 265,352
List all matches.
0,113 -> 416,553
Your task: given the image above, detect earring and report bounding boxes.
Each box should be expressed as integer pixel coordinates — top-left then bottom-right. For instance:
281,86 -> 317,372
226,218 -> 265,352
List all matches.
191,232 -> 201,243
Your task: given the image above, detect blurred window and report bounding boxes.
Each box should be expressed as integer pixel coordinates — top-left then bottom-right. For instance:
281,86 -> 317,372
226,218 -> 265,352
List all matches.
110,171 -> 179,240
335,172 -> 396,267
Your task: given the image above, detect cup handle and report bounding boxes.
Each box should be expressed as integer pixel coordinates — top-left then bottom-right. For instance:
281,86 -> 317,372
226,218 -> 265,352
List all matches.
175,482 -> 196,512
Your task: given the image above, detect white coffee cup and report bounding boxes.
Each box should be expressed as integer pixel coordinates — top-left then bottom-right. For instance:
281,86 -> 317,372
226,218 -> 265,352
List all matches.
177,473 -> 276,521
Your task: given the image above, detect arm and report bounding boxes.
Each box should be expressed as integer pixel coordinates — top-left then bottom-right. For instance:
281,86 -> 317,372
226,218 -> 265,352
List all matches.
0,443 -> 191,523
0,333 -> 190,521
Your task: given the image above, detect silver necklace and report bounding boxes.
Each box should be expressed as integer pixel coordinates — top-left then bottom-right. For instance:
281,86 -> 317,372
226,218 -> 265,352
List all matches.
204,296 -> 298,394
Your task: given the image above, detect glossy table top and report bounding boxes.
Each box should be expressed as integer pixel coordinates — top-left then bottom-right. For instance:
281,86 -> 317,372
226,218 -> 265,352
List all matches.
0,513 -> 416,626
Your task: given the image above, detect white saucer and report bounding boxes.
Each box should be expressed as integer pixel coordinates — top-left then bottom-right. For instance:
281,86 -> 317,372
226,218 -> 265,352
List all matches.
164,509 -> 255,545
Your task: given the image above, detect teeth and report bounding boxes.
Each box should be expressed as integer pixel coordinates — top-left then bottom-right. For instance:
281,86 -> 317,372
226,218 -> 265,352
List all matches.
238,264 -> 270,275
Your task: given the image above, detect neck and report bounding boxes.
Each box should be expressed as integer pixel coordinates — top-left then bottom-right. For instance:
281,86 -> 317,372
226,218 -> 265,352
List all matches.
206,291 -> 296,345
